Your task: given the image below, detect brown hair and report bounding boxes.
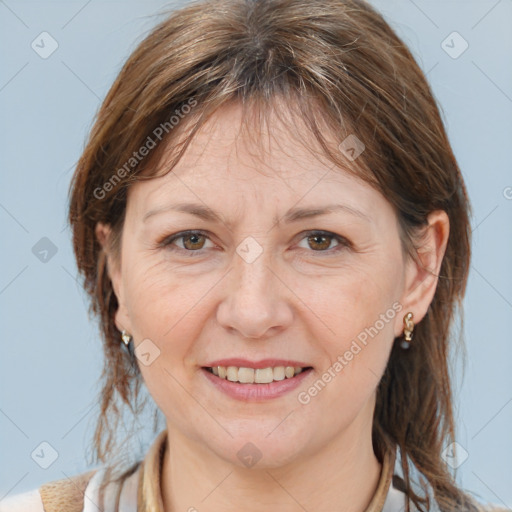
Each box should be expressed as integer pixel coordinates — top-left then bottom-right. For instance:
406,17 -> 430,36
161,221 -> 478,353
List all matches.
68,0 -> 479,509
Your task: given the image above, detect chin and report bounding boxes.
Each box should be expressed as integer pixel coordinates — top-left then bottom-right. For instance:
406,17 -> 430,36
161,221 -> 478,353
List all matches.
205,420 -> 313,470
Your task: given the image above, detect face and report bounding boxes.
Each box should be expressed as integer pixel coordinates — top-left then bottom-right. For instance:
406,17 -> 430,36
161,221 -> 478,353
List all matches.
102,102 -> 424,469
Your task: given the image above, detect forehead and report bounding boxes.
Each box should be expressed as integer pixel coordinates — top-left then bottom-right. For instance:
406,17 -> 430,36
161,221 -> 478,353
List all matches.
129,101 -> 392,224
160,100 -> 340,177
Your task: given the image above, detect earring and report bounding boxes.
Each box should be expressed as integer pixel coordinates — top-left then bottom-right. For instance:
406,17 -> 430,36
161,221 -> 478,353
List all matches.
401,312 -> 414,349
121,330 -> 132,346
121,330 -> 135,358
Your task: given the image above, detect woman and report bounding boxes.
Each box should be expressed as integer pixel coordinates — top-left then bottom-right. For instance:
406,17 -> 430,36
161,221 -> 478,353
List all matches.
1,0 -> 507,511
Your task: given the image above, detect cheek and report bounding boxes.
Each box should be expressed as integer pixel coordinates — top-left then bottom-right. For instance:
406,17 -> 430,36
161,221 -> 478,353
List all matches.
121,260 -> 216,423
123,242 -> 403,355
305,259 -> 403,348
295,266 -> 402,426
122,255 -> 222,357
301,259 -> 403,402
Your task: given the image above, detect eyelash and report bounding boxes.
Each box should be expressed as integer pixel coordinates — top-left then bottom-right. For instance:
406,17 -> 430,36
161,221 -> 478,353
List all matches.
158,229 -> 352,257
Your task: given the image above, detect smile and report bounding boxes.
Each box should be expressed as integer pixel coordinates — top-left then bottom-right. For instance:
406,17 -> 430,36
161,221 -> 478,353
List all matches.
205,365 -> 311,383
201,365 -> 314,401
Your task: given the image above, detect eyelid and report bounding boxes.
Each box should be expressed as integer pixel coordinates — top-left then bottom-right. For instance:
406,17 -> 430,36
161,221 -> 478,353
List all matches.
298,230 -> 353,251
158,229 -> 213,250
159,229 -> 352,255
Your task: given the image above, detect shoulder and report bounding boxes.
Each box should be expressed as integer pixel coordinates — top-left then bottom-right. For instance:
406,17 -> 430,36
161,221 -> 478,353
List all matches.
0,467 -> 118,512
0,469 -> 96,512
0,488 -> 45,512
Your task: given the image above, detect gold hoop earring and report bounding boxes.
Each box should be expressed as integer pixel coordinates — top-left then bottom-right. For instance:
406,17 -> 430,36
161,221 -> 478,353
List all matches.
401,312 -> 414,350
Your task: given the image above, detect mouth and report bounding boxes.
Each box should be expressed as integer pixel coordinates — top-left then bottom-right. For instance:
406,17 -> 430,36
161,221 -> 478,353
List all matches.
203,365 -> 313,384
200,358 -> 314,400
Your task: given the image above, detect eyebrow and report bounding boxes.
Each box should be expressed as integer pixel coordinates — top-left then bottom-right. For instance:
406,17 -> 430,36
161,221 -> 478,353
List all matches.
142,202 -> 371,226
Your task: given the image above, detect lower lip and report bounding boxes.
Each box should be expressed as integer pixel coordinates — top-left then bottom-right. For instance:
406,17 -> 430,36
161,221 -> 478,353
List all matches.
201,367 -> 313,401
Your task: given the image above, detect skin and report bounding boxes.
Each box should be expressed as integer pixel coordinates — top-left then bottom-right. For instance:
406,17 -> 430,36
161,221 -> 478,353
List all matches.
96,101 -> 449,512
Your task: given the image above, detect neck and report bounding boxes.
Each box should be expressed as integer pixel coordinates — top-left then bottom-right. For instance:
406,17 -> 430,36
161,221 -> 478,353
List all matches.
160,403 -> 383,512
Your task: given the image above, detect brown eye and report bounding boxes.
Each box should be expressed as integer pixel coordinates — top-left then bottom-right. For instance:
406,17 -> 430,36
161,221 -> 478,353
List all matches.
161,230 -> 212,253
297,230 -> 351,254
181,233 -> 207,250
307,233 -> 334,251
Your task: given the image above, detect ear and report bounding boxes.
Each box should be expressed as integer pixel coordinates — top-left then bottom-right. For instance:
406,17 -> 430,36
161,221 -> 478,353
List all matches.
395,210 -> 450,335
95,222 -> 132,335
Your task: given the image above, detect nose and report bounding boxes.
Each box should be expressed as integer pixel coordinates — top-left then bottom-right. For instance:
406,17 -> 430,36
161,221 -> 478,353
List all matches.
216,249 -> 294,340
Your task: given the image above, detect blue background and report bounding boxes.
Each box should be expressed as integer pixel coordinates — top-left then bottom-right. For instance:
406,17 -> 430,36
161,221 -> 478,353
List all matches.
1,0 -> 511,507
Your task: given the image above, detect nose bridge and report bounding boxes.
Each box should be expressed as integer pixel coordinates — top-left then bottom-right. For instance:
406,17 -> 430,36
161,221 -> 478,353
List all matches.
216,239 -> 293,338
235,242 -> 274,295
232,240 -> 279,310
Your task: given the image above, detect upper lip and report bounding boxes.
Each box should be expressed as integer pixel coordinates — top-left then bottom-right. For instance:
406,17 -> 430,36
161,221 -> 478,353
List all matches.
203,358 -> 312,369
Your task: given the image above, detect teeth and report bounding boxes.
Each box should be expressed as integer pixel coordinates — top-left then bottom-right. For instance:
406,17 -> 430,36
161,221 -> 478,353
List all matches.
255,367 -> 273,384
208,365 -> 307,383
238,367 -> 254,383
273,366 -> 285,381
226,366 -> 238,382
